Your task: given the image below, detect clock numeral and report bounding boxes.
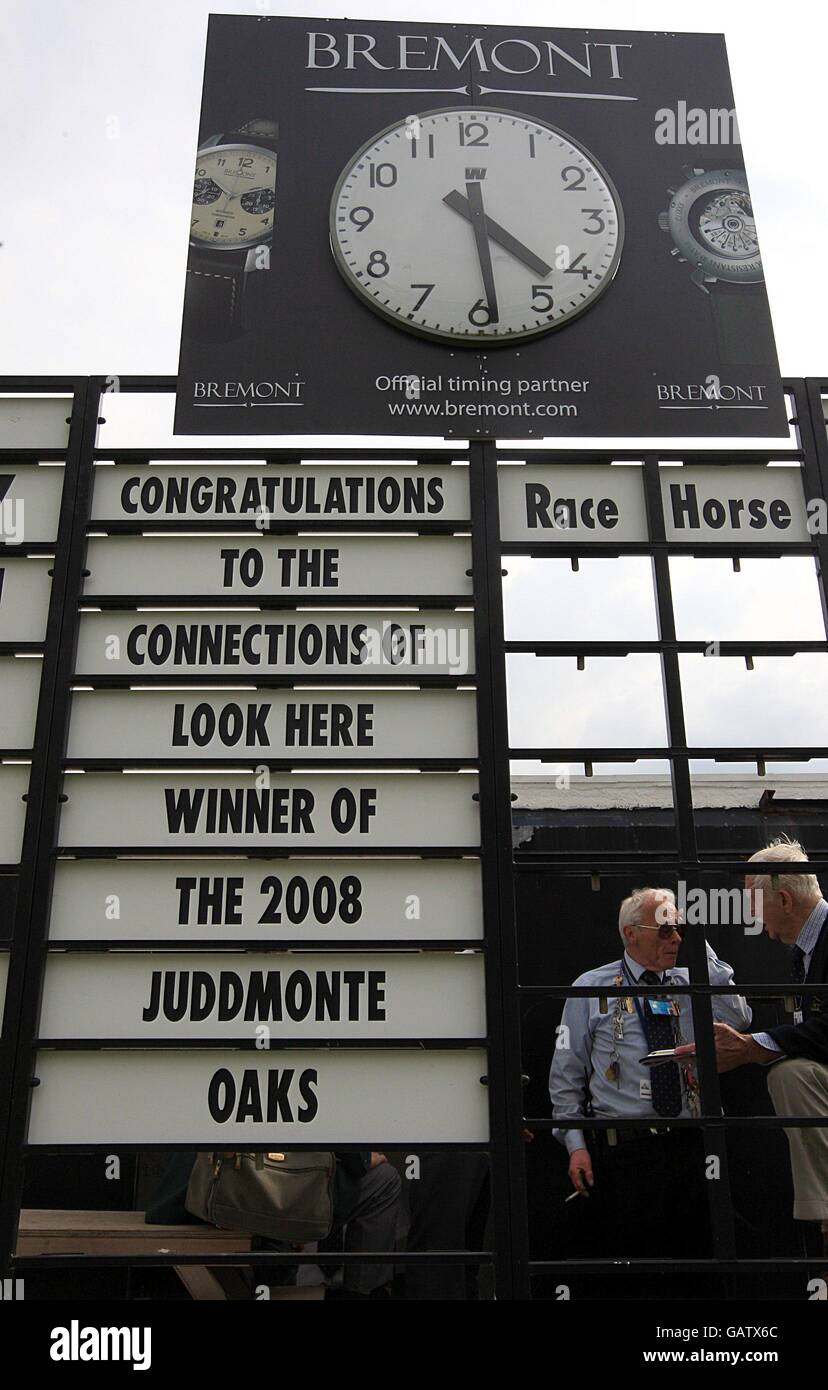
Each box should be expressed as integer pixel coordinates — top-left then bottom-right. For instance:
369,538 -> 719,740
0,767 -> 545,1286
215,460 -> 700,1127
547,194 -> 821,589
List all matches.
561,165 -> 587,192
531,285 -> 555,314
349,206 -> 374,232
564,253 -> 591,281
582,209 -> 606,235
528,133 -> 536,158
410,283 -> 435,312
468,298 -> 493,327
367,250 -> 390,278
410,133 -> 435,159
368,162 -> 397,188
459,122 -> 488,148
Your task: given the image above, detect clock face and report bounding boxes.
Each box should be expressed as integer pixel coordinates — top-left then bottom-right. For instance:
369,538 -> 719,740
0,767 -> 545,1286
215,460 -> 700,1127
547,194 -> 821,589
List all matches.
190,144 -> 277,251
329,107 -> 624,344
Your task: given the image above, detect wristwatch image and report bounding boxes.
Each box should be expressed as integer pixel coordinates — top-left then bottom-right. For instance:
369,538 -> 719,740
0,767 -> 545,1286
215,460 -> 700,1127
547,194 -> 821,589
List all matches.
184,118 -> 279,343
658,166 -> 773,366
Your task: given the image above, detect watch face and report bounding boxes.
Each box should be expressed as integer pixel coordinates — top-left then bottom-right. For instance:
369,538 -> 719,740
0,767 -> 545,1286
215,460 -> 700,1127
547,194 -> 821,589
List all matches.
190,143 -> 277,250
665,169 -> 762,284
696,191 -> 757,260
329,107 -> 624,344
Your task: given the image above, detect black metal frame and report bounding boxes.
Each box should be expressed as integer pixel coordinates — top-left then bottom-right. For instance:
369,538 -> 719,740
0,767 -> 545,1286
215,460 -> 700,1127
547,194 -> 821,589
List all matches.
0,377 -> 92,1239
499,376 -> 828,1290
1,375 -> 828,1298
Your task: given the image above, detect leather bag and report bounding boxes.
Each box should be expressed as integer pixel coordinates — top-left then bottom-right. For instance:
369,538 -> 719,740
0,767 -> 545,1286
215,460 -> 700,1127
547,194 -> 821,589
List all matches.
185,1150 -> 336,1242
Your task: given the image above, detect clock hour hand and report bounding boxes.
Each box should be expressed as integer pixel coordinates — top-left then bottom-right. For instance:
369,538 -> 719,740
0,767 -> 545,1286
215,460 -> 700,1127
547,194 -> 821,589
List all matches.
443,190 -> 553,278
464,180 -> 499,323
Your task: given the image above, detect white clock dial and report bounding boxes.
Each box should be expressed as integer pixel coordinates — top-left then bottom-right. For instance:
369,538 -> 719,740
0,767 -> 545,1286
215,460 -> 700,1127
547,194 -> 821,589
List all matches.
330,107 -> 624,344
190,144 -> 277,250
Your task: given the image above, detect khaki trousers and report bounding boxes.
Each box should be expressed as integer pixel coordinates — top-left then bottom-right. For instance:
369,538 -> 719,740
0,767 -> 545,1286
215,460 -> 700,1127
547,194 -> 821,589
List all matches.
766,1057 -> 828,1221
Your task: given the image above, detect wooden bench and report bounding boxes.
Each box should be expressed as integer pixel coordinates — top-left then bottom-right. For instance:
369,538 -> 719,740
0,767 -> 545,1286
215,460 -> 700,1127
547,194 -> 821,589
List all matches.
17,1209 -> 327,1299
16,1208 -> 262,1301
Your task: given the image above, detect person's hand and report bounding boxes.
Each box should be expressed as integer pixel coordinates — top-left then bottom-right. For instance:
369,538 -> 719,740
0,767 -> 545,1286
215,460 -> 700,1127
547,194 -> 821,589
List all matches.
568,1147 -> 593,1196
369,1151 -> 387,1168
712,1023 -> 779,1071
675,1025 -> 777,1073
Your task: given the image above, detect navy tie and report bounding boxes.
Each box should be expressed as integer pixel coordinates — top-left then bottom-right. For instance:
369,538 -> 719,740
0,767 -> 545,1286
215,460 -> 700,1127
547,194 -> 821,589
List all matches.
640,970 -> 683,1117
790,944 -> 806,984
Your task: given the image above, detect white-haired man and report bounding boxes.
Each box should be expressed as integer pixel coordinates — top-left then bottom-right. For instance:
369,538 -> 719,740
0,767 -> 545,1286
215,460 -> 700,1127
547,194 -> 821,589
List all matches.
677,839 -> 827,1252
549,886 -> 751,1278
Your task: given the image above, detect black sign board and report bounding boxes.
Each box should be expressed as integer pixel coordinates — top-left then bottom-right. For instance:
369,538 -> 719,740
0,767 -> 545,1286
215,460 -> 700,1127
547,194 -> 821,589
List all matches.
175,15 -> 787,438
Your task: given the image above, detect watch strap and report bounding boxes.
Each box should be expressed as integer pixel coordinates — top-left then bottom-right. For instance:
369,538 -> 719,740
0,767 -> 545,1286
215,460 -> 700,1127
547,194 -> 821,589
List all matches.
184,252 -> 247,344
221,119 -> 279,154
709,284 -> 775,368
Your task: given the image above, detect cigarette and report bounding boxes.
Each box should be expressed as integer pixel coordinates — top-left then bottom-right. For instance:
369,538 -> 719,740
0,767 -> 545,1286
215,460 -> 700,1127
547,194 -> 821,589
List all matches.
565,1190 -> 581,1202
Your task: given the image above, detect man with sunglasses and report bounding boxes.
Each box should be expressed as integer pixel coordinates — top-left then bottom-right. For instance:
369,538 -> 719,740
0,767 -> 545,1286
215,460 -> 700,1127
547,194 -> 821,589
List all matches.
548,886 -> 751,1292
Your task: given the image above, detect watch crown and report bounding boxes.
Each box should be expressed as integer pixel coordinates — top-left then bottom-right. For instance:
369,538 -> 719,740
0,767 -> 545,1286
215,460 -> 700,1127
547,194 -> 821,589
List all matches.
658,211 -> 670,232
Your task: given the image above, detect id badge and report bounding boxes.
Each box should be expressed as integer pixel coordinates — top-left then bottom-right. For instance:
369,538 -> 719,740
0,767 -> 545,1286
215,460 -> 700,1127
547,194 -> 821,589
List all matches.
793,1009 -> 804,1025
648,998 -> 673,1016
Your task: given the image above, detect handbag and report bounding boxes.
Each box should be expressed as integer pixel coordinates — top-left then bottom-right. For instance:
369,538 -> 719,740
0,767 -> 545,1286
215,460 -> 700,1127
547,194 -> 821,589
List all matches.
185,1150 -> 336,1243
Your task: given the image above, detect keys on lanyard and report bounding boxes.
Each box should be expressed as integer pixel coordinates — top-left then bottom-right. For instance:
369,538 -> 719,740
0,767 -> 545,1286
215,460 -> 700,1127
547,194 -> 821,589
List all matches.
605,975 -> 625,1085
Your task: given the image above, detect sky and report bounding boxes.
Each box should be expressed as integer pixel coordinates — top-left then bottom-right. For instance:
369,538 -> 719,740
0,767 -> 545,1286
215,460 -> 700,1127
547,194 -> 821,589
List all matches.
2,0 -> 828,788
2,0 -> 827,379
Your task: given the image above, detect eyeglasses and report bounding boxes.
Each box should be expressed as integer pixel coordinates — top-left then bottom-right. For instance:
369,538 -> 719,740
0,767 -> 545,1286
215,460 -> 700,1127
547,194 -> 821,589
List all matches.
636,922 -> 685,940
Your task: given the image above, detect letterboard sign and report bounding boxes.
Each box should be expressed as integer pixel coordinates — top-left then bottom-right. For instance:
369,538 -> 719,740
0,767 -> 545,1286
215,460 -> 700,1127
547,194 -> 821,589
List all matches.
66,689 -> 479,762
38,952 -> 486,1040
498,463 -> 808,545
48,858 -> 484,944
27,1049 -> 490,1144
56,772 -> 480,850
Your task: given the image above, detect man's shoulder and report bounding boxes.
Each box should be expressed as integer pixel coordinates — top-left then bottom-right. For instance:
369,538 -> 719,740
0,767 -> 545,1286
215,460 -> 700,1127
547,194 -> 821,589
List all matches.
812,905 -> 828,977
570,960 -> 624,987
569,962 -> 691,986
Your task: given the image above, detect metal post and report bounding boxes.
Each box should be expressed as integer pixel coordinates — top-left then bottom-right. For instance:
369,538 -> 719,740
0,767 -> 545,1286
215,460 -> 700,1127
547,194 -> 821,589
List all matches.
642,454 -> 737,1260
469,440 -> 531,1299
0,380 -> 101,1274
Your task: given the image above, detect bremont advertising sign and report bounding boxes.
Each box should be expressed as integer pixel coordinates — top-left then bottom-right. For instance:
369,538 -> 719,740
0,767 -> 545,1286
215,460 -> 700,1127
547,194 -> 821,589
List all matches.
175,15 -> 786,439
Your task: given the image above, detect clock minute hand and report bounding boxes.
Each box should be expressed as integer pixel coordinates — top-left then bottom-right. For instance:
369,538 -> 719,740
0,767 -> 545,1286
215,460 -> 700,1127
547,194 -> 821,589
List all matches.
443,189 -> 553,279
464,180 -> 499,323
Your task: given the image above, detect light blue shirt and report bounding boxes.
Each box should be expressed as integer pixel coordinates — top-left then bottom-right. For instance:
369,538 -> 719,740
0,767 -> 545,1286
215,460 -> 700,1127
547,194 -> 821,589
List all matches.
549,943 -> 752,1153
752,897 -> 828,1055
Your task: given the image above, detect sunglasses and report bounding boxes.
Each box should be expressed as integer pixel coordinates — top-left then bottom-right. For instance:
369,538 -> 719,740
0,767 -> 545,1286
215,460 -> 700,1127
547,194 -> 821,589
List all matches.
636,921 -> 685,941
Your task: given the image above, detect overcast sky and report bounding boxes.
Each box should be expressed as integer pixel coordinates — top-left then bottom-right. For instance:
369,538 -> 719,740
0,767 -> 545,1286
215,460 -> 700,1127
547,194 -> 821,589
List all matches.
3,0 -> 826,378
3,0 -> 827,787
